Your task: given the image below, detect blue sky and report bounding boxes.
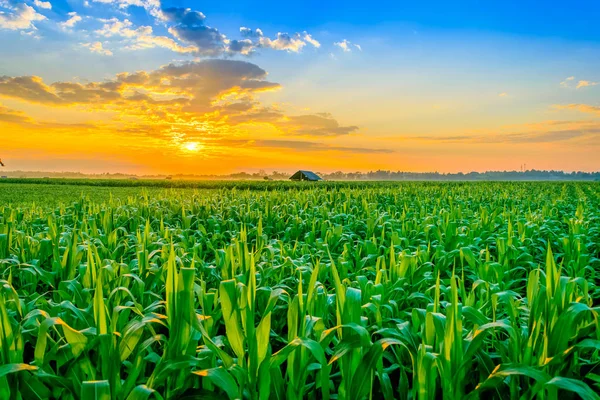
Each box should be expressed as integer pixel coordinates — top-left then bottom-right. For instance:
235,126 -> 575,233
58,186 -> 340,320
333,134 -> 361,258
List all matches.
0,0 -> 599,173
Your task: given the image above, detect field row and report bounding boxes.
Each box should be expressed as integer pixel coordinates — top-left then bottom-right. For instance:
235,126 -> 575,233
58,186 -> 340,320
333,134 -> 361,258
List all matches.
1,182 -> 600,399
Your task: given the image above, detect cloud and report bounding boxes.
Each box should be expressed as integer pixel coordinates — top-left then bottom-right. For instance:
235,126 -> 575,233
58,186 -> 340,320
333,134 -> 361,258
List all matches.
303,32 -> 320,48
96,18 -> 197,54
0,103 -> 33,124
0,60 -> 359,148
576,80 -> 599,89
225,109 -> 358,137
21,29 -> 41,39
0,60 -> 279,109
414,130 -> 596,144
161,7 -> 231,56
0,76 -> 64,104
0,103 -> 100,132
283,113 -> 359,136
240,27 -> 263,38
90,0 -> 161,17
227,39 -> 255,55
243,139 -> 392,154
258,33 -> 306,52
239,27 -> 320,53
554,103 -> 600,115
334,39 -> 361,52
498,92 -> 508,97
0,3 -> 45,30
59,12 -> 81,29
163,9 -> 318,56
560,76 -> 598,89
412,119 -> 600,144
560,76 -> 575,88
33,0 -> 52,10
82,41 -> 113,56
161,7 -> 206,26
334,39 -> 351,52
87,6 -> 320,57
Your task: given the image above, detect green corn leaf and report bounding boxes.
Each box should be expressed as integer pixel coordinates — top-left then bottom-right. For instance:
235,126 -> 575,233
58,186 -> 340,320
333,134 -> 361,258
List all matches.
81,380 -> 111,400
193,367 -> 240,400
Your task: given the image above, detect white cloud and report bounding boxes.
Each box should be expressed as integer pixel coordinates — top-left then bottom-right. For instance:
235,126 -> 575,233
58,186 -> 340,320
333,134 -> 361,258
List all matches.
96,17 -> 134,37
21,29 -> 41,39
560,76 -> 575,88
334,39 -> 360,52
90,0 -> 160,9
93,8 -> 319,57
258,32 -> 306,53
33,0 -> 52,10
560,76 -> 598,89
303,32 -> 320,48
239,26 -> 320,53
0,3 -> 45,30
96,17 -> 198,54
576,80 -> 598,89
240,27 -> 263,38
81,41 -> 113,55
59,12 -> 82,29
90,0 -> 162,19
499,92 -> 508,97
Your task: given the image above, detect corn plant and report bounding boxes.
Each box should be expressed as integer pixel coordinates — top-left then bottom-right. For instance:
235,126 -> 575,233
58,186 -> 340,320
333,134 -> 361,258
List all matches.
0,181 -> 599,399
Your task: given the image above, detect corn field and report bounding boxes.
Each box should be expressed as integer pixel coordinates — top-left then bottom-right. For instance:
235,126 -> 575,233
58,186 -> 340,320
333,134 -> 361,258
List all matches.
1,181 -> 600,399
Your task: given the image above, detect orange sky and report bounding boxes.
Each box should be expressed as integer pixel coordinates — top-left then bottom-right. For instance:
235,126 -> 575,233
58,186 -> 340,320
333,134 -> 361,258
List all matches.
1,2 -> 599,174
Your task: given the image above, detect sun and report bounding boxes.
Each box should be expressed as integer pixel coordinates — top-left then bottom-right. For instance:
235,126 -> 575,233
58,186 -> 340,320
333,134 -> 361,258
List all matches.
182,142 -> 201,152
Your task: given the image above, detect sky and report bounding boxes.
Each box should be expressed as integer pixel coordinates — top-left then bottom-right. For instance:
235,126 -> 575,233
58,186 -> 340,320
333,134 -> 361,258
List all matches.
0,0 -> 599,174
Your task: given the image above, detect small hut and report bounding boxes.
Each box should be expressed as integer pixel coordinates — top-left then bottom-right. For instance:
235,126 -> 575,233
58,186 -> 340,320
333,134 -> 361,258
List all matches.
289,170 -> 322,181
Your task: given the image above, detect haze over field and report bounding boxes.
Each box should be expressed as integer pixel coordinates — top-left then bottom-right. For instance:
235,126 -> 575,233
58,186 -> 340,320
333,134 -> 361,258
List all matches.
0,0 -> 599,174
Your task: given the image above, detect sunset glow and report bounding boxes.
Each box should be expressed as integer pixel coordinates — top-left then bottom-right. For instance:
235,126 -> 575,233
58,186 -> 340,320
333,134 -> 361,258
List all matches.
0,1 -> 598,174
183,142 -> 201,152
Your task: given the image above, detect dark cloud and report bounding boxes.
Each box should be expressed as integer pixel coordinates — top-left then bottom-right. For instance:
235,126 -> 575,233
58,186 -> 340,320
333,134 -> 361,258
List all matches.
0,76 -> 64,104
228,39 -> 255,55
162,7 -> 228,56
0,60 -> 359,141
168,25 -> 227,56
161,7 -> 206,26
0,60 -> 277,107
159,9 -> 317,56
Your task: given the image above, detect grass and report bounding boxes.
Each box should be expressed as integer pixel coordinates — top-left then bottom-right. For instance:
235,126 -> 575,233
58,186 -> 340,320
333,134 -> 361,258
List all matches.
1,181 -> 600,399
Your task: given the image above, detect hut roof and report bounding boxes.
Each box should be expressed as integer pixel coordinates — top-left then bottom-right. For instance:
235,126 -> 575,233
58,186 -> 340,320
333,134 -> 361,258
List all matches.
290,170 -> 322,181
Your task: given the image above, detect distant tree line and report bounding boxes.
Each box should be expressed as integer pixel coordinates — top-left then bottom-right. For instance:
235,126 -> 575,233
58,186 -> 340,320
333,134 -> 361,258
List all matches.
315,170 -> 600,181
2,169 -> 600,181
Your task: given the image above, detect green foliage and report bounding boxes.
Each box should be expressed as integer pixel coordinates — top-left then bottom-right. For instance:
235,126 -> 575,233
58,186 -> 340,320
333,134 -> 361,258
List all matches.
1,181 -> 600,399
